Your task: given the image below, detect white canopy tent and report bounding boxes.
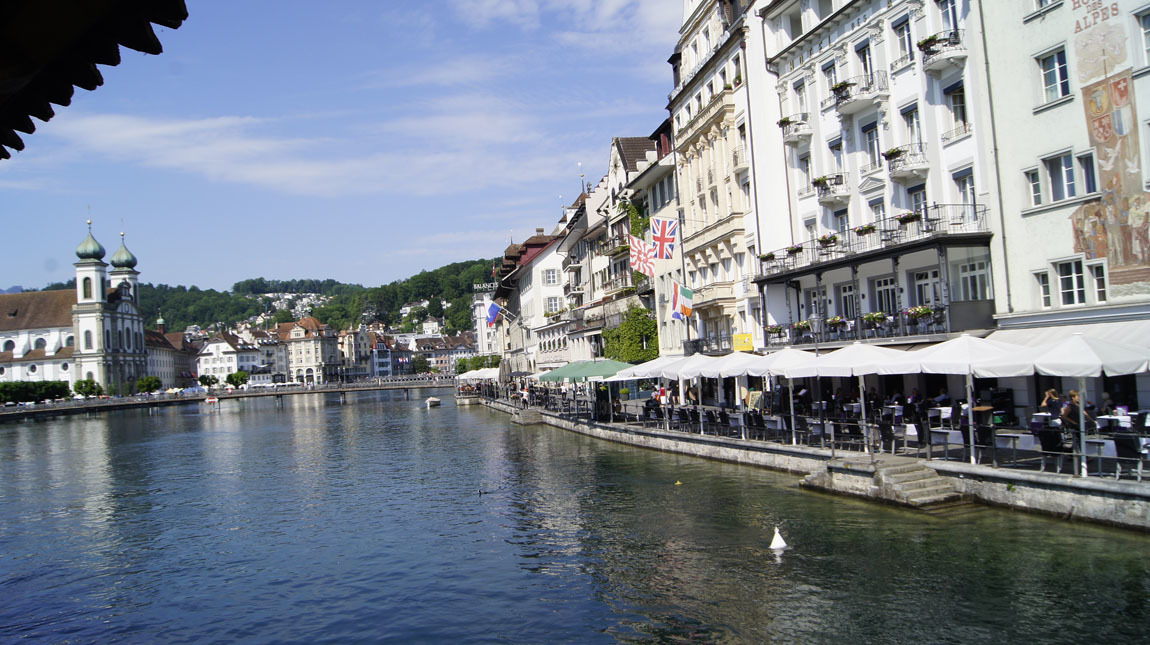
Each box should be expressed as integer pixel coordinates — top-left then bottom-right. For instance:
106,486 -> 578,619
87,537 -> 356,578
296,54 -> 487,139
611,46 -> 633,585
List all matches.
604,355 -> 685,382
972,333 -> 1150,476
783,343 -> 907,453
877,334 -> 1027,464
457,367 -> 500,380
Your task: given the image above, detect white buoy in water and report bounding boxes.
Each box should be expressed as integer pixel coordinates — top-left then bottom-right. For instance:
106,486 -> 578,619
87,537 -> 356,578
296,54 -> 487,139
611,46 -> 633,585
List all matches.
769,526 -> 787,550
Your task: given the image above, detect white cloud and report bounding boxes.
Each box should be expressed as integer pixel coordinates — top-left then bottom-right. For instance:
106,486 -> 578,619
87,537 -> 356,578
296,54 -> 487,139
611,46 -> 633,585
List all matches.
360,54 -> 521,89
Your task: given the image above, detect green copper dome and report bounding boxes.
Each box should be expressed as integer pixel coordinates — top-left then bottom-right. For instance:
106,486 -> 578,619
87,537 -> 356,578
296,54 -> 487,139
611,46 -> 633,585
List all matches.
110,232 -> 138,269
75,220 -> 105,260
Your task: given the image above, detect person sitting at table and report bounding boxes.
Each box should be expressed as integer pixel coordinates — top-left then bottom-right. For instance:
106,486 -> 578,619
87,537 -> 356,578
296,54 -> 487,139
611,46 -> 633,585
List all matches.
1099,392 -> 1115,416
888,389 -> 905,406
934,387 -> 950,406
1061,390 -> 1097,435
1040,389 -> 1062,417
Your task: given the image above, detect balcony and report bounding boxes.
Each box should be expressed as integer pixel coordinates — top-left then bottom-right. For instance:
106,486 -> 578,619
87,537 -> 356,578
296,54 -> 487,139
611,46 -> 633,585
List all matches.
779,112 -> 812,146
813,172 -> 850,206
562,254 -> 581,271
886,142 -> 929,182
682,213 -> 745,256
831,72 -> 889,115
941,122 -> 973,143
684,334 -> 733,356
602,235 -> 629,257
677,88 -> 735,145
696,176 -> 703,193
732,146 -> 749,171
775,300 -> 995,349
756,203 -> 990,279
603,274 -> 634,295
920,30 -> 966,75
694,281 -> 735,308
563,281 -> 585,297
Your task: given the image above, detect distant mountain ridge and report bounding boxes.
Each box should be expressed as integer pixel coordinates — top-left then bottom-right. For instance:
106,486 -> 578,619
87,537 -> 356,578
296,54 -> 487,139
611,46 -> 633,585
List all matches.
2,285 -> 23,294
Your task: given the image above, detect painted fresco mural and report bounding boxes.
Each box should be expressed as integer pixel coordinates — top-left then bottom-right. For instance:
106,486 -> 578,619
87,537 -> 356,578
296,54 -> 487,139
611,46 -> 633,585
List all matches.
1071,11 -> 1150,293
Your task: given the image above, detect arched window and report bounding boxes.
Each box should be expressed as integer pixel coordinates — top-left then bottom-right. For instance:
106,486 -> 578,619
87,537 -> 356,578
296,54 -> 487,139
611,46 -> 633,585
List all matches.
28,364 -> 37,373
105,330 -> 110,348
2,340 -> 13,352
34,338 -> 47,350
85,331 -> 92,349
61,363 -> 69,372
136,332 -> 142,351
119,330 -> 124,348
82,277 -> 92,299
65,336 -> 74,347
86,371 -> 94,381
125,331 -> 130,350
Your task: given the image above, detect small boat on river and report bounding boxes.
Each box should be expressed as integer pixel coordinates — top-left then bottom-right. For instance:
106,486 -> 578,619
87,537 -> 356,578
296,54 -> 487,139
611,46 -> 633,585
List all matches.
426,397 -> 441,408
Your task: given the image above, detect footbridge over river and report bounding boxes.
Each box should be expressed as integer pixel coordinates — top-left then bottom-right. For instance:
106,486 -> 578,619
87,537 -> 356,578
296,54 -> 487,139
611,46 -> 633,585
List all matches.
0,378 -> 455,423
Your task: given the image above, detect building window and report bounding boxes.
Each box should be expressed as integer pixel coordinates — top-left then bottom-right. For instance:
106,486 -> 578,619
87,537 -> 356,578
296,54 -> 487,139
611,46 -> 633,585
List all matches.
1044,153 -> 1075,201
794,81 -> 807,114
29,364 -> 36,374
908,185 -> 927,213
82,277 -> 92,300
834,210 -> 849,233
955,260 -> 990,301
874,277 -> 898,314
1077,152 -> 1097,194
938,0 -> 958,31
798,154 -> 811,186
857,43 -> 872,76
61,363 -> 69,372
1142,12 -> 1150,65
945,84 -> 968,131
839,283 -> 858,318
829,141 -> 844,172
1025,169 -> 1042,206
1039,49 -> 1070,103
863,123 -> 881,170
902,105 -> 921,143
914,269 -> 942,306
1057,259 -> 1086,305
870,199 -> 886,222
544,269 -> 558,285
1090,264 -> 1107,302
822,62 -> 837,94
894,18 -> 913,62
1035,271 -> 1052,307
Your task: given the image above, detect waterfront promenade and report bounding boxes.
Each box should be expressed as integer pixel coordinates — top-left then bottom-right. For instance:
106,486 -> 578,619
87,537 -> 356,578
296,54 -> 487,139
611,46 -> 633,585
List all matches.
477,392 -> 1150,532
0,377 -> 454,423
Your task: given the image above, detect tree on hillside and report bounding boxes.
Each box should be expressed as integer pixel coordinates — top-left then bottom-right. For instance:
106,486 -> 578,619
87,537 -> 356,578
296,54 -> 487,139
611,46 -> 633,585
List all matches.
426,298 -> 444,318
602,306 -> 658,364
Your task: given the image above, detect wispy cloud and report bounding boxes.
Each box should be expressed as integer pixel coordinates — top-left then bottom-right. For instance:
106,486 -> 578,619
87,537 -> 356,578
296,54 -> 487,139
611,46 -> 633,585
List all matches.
359,54 -> 522,89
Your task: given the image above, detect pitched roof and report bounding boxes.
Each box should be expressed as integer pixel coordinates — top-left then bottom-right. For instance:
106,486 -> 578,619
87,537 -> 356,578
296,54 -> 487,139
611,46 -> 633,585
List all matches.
144,329 -> 175,351
614,137 -> 657,173
0,290 -> 76,332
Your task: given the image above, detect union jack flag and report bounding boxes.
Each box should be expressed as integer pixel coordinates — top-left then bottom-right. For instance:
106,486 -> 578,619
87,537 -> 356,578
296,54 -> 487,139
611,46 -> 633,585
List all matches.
650,217 -> 678,259
629,234 -> 656,278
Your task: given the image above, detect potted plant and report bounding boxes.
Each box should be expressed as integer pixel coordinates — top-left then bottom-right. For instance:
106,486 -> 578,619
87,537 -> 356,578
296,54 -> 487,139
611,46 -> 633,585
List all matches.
904,305 -> 934,320
826,315 -> 847,328
723,83 -> 733,91
793,320 -> 811,332
818,233 -> 838,247
917,35 -> 940,53
831,80 -> 856,95
766,324 -> 785,336
811,176 -> 829,189
863,311 -> 887,326
897,211 -> 922,225
854,223 -> 876,235
882,147 -> 904,160
618,387 -> 630,400
759,252 -> 776,262
777,116 -> 793,127
733,75 -> 743,86
786,245 -> 803,255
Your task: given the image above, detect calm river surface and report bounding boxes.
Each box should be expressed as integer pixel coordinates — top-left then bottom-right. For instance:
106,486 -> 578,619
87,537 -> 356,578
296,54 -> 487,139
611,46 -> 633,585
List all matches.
2,390 -> 1148,643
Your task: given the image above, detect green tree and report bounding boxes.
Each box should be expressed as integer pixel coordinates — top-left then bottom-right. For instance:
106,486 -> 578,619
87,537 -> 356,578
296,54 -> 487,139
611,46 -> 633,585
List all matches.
273,309 -> 294,324
411,355 -> 430,373
199,374 -> 219,388
455,358 -> 469,374
225,371 -> 250,388
73,379 -> 103,398
426,298 -> 444,318
602,306 -> 658,364
136,376 -> 162,393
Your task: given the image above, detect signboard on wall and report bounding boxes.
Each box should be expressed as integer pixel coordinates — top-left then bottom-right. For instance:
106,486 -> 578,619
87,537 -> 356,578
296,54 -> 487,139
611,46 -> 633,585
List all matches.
733,333 -> 754,352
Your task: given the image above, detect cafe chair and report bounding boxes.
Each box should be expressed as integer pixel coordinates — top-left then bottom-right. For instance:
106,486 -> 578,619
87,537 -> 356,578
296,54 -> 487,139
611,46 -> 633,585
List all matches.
1113,433 -> 1146,482
974,425 -> 997,466
1036,429 -> 1072,474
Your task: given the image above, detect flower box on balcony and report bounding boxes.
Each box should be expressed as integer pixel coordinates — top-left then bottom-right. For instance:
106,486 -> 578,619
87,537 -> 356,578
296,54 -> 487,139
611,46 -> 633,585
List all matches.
818,234 -> 838,247
759,252 -> 776,262
917,35 -> 940,53
786,245 -> 803,255
825,316 -> 847,328
811,176 -> 829,188
854,224 -> 876,235
897,212 -> 922,225
904,305 -> 934,320
882,147 -> 904,160
793,320 -> 811,332
766,324 -> 785,336
777,117 -> 793,127
863,311 -> 888,326
733,76 -> 742,86
831,81 -> 856,93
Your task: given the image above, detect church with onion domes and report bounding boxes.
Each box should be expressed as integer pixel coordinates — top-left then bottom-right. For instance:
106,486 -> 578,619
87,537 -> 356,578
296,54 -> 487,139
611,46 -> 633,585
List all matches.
0,222 -> 147,393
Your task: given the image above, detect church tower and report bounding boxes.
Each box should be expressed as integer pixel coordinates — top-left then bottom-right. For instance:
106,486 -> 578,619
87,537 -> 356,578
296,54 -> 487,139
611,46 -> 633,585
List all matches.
73,220 -> 109,385
109,232 -> 139,304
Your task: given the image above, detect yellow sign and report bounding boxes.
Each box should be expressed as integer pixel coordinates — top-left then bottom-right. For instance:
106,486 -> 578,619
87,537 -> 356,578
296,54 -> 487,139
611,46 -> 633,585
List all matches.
733,333 -> 754,352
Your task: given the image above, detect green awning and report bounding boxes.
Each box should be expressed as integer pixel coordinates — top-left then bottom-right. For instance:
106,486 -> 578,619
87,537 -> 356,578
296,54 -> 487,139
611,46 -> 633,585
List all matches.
538,359 -> 634,382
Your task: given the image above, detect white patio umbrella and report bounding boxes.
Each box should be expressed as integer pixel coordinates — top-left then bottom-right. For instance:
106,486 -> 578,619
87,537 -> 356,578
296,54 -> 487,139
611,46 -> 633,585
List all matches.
624,355 -> 689,379
877,334 -> 1026,464
973,333 -> 1150,476
659,353 -> 721,380
758,348 -> 819,445
784,342 -> 907,453
696,352 -> 763,378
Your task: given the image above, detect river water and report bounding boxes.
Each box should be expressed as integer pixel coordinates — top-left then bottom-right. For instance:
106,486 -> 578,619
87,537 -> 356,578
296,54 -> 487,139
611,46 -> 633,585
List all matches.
1,391 -> 1148,643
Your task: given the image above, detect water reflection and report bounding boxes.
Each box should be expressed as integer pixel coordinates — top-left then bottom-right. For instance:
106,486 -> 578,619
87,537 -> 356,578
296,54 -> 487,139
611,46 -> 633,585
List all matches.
0,392 -> 1148,643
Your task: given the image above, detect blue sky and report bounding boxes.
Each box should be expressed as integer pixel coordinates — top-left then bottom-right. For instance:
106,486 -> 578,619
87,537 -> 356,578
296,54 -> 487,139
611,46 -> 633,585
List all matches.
1,0 -> 680,291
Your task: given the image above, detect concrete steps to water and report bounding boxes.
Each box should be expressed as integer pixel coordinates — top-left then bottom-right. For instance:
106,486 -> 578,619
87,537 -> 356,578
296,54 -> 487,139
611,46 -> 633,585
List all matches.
874,461 -> 963,508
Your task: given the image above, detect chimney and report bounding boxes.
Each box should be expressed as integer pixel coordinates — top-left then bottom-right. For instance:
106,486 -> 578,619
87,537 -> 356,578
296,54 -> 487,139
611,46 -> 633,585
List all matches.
536,228 -> 544,235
